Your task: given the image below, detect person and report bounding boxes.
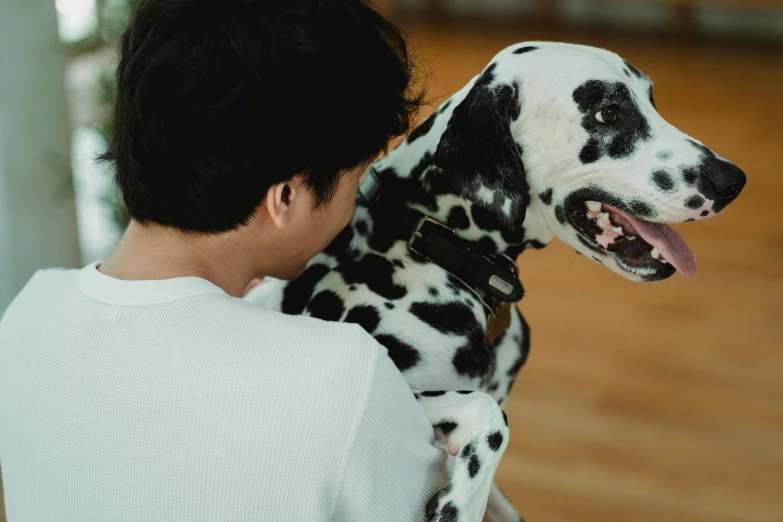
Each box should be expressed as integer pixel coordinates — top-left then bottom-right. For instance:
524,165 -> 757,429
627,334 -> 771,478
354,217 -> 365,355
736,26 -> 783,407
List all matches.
0,1 -> 448,521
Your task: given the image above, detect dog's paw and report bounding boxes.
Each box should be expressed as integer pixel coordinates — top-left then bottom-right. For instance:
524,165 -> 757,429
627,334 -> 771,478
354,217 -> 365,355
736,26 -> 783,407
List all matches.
427,486 -> 480,522
426,472 -> 488,522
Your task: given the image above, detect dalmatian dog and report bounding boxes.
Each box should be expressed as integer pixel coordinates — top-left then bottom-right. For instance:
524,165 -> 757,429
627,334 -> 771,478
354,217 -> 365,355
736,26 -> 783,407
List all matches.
246,42 -> 746,521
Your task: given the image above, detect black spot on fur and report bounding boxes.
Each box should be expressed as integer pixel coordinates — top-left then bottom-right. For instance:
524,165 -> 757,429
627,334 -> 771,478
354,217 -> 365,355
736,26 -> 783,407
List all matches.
685,218 -> 695,222
495,81 -> 522,121
407,111 -> 438,144
461,443 -> 475,458
512,45 -> 538,54
502,410 -> 508,426
471,204 -> 502,231
686,195 -> 705,209
623,68 -> 631,77
487,431 -> 504,451
657,150 -> 673,160
457,390 -> 473,394
475,236 -> 497,254
630,200 -> 655,218
452,329 -> 493,378
447,206 -> 470,230
573,80 -> 608,113
623,60 -> 644,79
392,259 -> 404,269
468,455 -> 481,478
438,100 -> 452,113
437,421 -> 457,435
700,210 -> 709,217
338,254 -> 407,300
355,219 -> 369,236
428,286 -> 439,297
683,168 -> 699,186
348,284 -> 357,292
573,80 -> 652,163
374,334 -> 420,371
281,264 -> 330,315
555,204 -> 566,225
652,170 -> 675,191
344,305 -> 381,334
439,502 -> 459,522
384,302 -> 394,309
420,390 -> 446,397
539,188 -> 553,205
307,291 -> 345,321
410,301 -> 476,335
579,139 -> 601,164
648,85 -> 656,109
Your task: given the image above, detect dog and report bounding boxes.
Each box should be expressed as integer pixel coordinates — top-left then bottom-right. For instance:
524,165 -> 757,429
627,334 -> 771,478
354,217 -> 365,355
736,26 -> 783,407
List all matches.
246,42 -> 746,522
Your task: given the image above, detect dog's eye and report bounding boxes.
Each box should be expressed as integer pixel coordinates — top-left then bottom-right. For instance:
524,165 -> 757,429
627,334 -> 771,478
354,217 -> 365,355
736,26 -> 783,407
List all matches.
595,107 -> 619,124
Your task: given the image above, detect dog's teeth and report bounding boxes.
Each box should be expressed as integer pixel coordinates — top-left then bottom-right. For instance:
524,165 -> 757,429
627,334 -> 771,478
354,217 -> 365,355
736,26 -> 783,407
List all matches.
586,201 -> 602,212
651,247 -> 660,259
612,226 -> 623,235
661,259 -> 668,264
600,212 -> 611,223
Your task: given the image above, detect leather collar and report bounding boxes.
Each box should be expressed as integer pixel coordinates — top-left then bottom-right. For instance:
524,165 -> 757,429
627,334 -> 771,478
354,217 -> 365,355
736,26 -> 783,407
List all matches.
358,171 -> 524,316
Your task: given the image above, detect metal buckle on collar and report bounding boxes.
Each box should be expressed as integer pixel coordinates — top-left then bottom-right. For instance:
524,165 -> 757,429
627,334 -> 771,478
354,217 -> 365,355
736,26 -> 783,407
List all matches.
408,216 -> 452,259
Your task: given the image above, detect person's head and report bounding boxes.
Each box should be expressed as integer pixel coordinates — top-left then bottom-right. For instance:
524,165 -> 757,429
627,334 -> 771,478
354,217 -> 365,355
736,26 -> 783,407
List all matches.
101,0 -> 422,279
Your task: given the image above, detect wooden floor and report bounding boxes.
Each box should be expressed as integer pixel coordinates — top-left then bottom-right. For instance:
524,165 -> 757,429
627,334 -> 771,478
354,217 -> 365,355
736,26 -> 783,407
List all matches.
398,20 -> 783,522
2,21 -> 782,522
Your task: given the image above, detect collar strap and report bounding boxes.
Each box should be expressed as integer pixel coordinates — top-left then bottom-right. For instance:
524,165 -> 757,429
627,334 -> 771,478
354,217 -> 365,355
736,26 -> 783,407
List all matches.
408,217 -> 524,313
358,169 -> 524,314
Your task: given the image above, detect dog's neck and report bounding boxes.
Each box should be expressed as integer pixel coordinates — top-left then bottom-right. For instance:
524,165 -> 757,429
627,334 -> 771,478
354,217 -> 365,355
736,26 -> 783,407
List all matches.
366,112 -> 554,260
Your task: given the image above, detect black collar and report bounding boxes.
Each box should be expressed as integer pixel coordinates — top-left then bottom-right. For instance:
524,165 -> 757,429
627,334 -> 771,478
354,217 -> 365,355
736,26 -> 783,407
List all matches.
358,170 -> 524,316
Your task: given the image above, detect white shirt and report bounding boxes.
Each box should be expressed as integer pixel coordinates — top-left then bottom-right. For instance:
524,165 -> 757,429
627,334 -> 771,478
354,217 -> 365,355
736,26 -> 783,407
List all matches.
0,263 -> 446,522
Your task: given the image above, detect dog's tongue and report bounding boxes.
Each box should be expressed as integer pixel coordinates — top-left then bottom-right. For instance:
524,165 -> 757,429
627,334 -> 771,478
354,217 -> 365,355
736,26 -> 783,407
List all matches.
612,208 -> 697,278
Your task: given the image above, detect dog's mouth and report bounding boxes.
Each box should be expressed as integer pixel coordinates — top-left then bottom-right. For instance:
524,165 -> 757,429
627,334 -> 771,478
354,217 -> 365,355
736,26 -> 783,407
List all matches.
566,199 -> 696,280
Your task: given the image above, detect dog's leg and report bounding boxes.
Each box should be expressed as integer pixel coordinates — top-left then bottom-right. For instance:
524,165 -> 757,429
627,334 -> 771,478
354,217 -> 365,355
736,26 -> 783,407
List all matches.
485,482 -> 522,522
415,390 -> 510,522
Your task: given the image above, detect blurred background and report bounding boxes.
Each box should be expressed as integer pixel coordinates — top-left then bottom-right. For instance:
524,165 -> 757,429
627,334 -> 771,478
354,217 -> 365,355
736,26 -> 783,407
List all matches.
0,0 -> 782,521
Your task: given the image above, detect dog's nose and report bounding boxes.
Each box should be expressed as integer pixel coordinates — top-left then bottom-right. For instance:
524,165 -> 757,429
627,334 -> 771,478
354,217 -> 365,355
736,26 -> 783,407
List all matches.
702,160 -> 746,211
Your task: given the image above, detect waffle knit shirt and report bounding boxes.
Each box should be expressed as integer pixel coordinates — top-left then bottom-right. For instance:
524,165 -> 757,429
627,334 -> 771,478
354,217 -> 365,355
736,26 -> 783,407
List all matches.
0,263 -> 446,521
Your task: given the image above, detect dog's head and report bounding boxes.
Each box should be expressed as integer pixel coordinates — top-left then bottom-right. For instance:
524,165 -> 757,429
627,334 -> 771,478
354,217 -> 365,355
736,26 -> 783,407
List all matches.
432,42 -> 746,281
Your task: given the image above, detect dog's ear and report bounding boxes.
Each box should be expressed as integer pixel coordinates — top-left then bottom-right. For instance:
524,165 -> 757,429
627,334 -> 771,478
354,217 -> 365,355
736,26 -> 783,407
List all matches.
433,64 -> 529,228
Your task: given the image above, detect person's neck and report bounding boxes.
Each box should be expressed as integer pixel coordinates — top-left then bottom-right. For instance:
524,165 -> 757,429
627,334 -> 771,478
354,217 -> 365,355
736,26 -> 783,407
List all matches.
99,221 -> 260,298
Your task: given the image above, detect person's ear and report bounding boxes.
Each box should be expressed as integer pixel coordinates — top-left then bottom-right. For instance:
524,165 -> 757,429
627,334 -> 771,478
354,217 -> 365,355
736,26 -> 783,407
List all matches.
264,182 -> 296,228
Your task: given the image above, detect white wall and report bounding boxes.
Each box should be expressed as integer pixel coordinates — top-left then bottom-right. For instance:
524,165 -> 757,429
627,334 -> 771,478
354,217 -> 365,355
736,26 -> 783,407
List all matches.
0,0 -> 82,313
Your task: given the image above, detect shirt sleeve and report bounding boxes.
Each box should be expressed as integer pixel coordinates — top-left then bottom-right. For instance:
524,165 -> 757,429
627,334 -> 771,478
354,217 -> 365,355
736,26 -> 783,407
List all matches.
330,348 -> 448,522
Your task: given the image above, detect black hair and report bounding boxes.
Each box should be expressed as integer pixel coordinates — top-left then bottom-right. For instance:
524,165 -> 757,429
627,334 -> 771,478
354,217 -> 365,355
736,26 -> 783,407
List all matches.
100,0 -> 423,233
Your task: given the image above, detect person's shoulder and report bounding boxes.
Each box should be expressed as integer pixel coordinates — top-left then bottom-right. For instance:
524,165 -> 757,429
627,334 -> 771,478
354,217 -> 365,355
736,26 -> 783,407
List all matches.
207,293 -> 387,365
0,266 -> 79,331
4,266 -> 78,308
23,266 -> 78,291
